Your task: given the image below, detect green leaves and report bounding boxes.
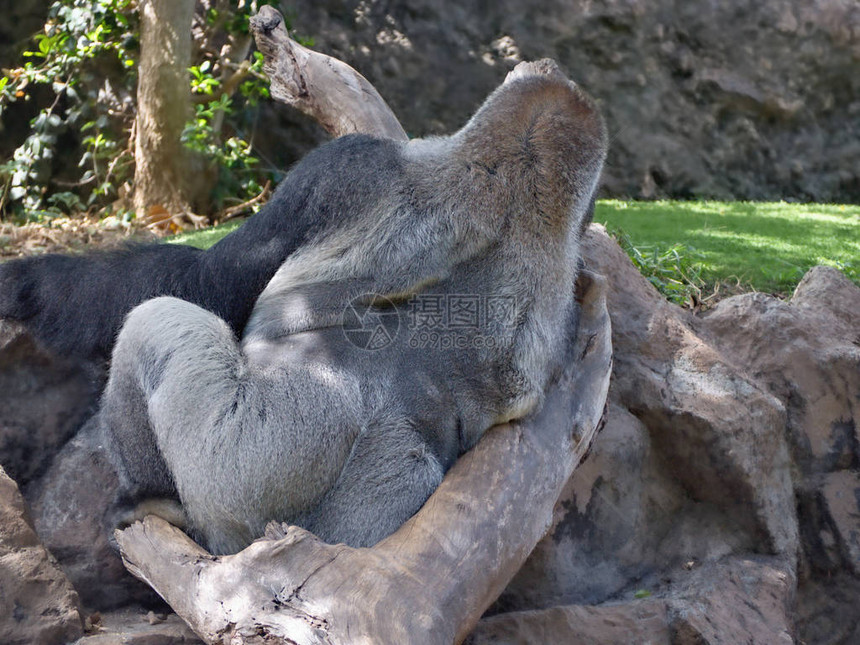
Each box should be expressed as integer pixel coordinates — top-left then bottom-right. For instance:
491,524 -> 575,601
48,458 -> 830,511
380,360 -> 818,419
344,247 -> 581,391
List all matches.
184,23 -> 273,212
609,226 -> 706,307
1,0 -> 274,221
190,62 -> 221,95
0,0 -> 139,220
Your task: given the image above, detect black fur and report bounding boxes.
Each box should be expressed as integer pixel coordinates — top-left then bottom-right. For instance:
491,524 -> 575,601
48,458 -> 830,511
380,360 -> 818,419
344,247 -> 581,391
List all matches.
0,134 -> 393,365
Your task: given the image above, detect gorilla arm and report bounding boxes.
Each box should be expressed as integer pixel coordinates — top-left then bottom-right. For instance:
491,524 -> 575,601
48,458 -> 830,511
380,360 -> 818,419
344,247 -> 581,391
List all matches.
104,292 -> 450,553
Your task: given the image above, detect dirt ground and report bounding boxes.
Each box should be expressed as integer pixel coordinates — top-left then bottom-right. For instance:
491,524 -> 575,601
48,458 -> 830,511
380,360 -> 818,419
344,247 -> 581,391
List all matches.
0,216 -> 161,259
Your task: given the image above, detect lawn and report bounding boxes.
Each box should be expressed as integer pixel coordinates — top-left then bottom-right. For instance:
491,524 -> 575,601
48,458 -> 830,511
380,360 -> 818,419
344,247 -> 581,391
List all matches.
168,219 -> 244,248
595,200 -> 859,297
170,200 -> 860,303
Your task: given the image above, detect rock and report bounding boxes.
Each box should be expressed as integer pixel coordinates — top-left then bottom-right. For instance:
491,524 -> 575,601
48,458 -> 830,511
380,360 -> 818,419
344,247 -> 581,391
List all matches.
820,471 -> 860,575
699,262 -> 860,584
0,324 -> 146,611
26,418 -> 160,610
481,226 -> 858,640
495,402 -> 758,611
0,466 -> 84,645
75,608 -> 201,644
0,321 -> 100,485
252,0 -> 860,202
471,556 -> 793,644
796,573 -> 860,644
665,557 -> 795,645
493,226 -> 798,614
791,265 -> 860,334
468,599 -> 671,645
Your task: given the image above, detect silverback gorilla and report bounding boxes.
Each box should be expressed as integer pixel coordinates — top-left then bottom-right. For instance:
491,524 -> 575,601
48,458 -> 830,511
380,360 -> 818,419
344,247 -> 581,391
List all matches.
100,61 -> 608,554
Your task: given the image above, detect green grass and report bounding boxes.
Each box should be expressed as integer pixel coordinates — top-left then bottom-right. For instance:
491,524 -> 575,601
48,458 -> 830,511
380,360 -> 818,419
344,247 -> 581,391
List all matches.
608,229 -> 707,306
168,200 -> 860,303
167,219 -> 244,249
595,200 -> 859,296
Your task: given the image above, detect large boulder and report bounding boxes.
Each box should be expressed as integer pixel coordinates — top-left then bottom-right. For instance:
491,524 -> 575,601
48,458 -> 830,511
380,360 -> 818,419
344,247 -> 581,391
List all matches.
0,466 -> 83,645
700,264 -> 860,643
492,226 -> 797,614
261,0 -> 860,202
0,321 -> 100,486
470,225 -> 859,642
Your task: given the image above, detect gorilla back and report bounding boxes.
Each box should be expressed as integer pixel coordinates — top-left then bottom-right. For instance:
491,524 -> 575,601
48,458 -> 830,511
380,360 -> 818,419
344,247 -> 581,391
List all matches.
0,134 -> 403,366
102,61 -> 608,554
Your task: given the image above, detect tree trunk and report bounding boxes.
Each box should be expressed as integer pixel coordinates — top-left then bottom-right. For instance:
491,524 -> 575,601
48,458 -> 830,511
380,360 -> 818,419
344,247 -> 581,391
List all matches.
133,0 -> 194,219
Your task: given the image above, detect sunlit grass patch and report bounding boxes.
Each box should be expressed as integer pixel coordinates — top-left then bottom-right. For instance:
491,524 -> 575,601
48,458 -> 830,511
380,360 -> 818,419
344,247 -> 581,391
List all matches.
595,200 -> 859,296
167,219 -> 243,249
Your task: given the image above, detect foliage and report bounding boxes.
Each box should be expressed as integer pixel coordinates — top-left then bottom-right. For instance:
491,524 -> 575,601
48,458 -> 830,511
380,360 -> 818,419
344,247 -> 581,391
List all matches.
607,226 -> 706,306
167,218 -> 243,249
0,0 -> 138,221
183,52 -> 269,210
596,200 -> 860,296
0,0 -> 285,222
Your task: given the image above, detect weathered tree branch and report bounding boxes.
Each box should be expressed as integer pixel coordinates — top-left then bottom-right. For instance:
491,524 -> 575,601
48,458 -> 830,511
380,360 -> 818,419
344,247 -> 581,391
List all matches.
116,270 -> 611,645
116,9 -> 612,644
249,5 -> 408,141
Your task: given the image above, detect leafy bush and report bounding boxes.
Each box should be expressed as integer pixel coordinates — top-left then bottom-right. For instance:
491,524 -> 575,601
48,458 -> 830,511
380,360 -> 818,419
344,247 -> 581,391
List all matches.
0,0 -> 281,222
0,0 -> 138,221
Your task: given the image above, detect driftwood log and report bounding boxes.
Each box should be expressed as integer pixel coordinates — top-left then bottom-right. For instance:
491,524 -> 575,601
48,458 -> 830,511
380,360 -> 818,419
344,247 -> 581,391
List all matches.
115,8 -> 613,644
249,5 -> 407,141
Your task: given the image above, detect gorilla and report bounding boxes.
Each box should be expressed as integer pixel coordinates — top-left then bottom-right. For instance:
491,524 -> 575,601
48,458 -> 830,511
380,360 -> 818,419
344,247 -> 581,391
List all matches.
100,61 -> 607,554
